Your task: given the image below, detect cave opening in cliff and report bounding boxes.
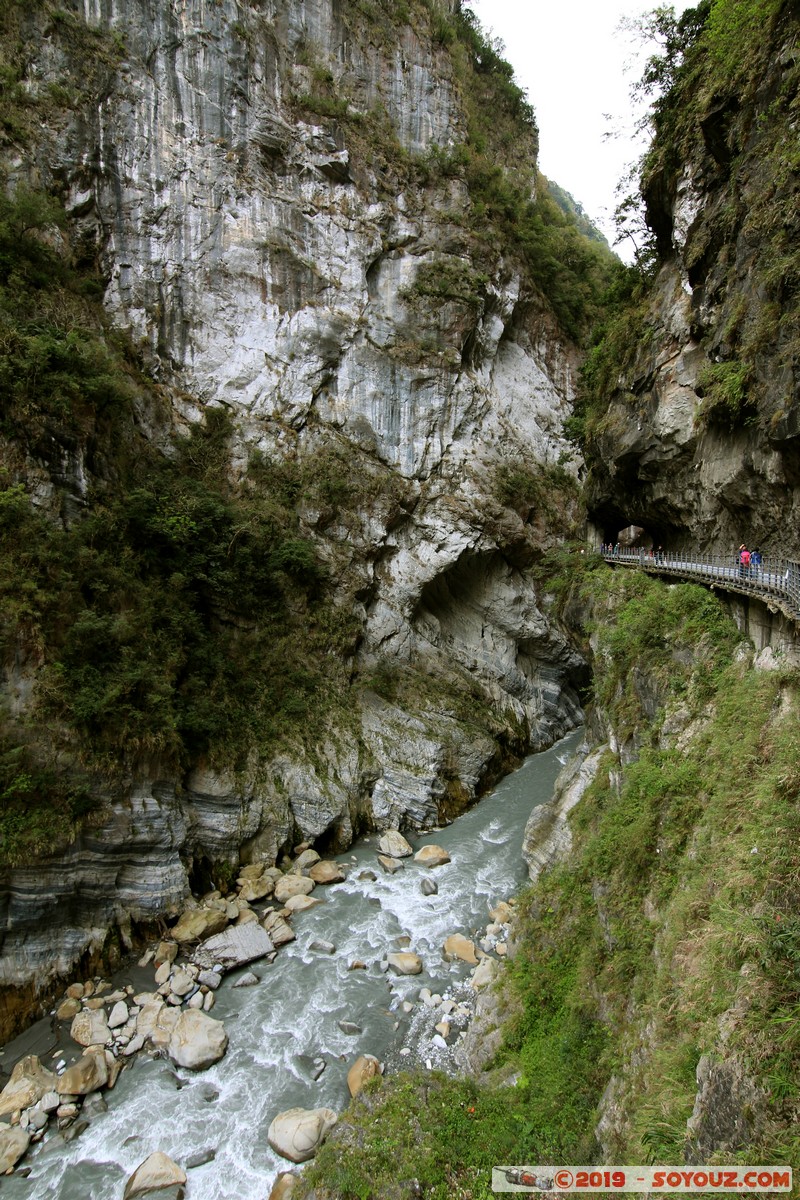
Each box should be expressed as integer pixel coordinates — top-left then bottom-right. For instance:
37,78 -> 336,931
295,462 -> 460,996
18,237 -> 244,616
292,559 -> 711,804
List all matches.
590,502 -> 686,552
187,854 -> 216,897
310,813 -> 359,857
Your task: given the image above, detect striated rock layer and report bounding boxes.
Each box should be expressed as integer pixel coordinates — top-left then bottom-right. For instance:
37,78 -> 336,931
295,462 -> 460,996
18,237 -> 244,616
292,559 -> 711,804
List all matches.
0,0 -> 588,1033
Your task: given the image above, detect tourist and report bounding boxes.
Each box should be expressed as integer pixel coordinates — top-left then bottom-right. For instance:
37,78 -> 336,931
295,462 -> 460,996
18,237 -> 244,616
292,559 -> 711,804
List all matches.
738,545 -> 751,578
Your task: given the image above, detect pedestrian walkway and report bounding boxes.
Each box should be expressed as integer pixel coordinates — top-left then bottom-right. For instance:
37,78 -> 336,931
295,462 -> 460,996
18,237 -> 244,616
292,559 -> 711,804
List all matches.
599,546 -> 800,624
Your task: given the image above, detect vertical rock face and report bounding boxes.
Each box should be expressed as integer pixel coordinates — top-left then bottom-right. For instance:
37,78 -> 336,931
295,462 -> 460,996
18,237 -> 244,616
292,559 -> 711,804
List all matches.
0,0 -> 588,1027
45,0 -> 574,480
583,6 -> 800,551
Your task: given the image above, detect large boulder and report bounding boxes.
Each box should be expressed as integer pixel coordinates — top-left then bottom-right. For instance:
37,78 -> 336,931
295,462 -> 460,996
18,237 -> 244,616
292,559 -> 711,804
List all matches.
135,997 -> 166,1041
154,941 -> 178,967
171,905 -> 230,944
169,968 -> 196,997
618,523 -> 648,548
269,1174 -> 298,1200
70,1008 -> 111,1048
263,910 -> 295,946
386,952 -> 423,975
108,1000 -> 129,1028
194,922 -> 274,971
377,855 -> 404,875
267,1107 -> 337,1163
294,849 -> 321,870
378,831 -> 414,858
154,960 -> 172,986
238,862 -> 268,880
123,1151 -> 187,1199
167,1010 -> 228,1070
443,934 -> 478,965
470,957 -> 500,990
147,1006 -> 182,1052
274,876 -> 315,904
307,861 -> 346,884
347,1054 -> 382,1098
414,845 -> 451,868
239,875 -> 274,903
283,894 -> 323,913
0,1055 -> 57,1117
56,1052 -> 109,1095
0,1125 -> 29,1173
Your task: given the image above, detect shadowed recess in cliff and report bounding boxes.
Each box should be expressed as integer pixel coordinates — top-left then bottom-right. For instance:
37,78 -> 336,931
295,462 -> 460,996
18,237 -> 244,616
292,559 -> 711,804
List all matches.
411,548 -> 585,748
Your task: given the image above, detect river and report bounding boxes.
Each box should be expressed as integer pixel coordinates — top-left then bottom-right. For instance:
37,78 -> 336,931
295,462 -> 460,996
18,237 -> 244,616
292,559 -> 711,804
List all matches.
0,729 -> 583,1198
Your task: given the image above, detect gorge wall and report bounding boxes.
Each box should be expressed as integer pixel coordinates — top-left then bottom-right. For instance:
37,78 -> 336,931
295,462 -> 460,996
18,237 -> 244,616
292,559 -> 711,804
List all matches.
0,0 -> 608,1032
579,0 -> 800,554
288,6 -> 800,1194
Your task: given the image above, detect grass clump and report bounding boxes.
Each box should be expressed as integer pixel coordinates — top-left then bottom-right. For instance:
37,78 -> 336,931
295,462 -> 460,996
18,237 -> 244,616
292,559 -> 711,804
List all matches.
590,571 -> 740,725
402,257 -> 489,312
493,461 -> 581,524
302,1068 -> 599,1200
695,359 -> 756,430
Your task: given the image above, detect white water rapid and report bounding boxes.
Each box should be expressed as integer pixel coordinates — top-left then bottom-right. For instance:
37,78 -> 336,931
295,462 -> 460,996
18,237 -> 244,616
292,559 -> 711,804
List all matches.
0,730 -> 583,1198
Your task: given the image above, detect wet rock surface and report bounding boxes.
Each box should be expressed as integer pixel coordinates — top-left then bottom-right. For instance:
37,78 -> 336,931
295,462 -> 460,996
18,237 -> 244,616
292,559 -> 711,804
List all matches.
0,735 -> 579,1192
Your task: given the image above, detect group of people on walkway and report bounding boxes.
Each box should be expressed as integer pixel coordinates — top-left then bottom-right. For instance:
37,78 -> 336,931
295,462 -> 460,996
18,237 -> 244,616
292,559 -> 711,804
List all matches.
599,540 -> 765,580
737,544 -> 762,578
599,542 -> 665,562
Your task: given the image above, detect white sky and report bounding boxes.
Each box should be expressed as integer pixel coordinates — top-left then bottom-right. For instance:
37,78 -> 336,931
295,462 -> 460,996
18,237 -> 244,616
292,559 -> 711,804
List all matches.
469,0 -> 696,254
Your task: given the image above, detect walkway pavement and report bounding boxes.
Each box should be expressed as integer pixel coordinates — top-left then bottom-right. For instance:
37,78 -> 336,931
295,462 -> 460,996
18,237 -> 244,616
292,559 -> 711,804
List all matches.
599,547 -> 800,624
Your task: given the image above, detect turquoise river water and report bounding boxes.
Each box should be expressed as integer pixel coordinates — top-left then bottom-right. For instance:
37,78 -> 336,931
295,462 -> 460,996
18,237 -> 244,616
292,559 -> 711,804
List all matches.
0,729 -> 583,1199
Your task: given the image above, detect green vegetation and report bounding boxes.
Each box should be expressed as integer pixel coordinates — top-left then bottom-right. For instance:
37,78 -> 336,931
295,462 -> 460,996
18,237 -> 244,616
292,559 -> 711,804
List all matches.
0,178 -> 372,863
0,414 -> 354,754
546,178 -> 610,248
402,257 -> 489,312
0,186 -> 139,447
305,1073 -> 553,1200
0,0 -> 124,146
586,568 -> 739,723
0,739 -> 95,865
695,359 -> 756,429
565,261 -> 652,449
493,461 -> 583,536
300,570 -> 800,1198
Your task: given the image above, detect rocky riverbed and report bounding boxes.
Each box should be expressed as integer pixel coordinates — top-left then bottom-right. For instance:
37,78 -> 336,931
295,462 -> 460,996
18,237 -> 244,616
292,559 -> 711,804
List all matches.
0,731 -> 583,1198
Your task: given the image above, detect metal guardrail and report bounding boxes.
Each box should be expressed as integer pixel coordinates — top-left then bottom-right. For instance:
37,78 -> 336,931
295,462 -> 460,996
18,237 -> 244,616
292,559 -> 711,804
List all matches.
598,547 -> 800,624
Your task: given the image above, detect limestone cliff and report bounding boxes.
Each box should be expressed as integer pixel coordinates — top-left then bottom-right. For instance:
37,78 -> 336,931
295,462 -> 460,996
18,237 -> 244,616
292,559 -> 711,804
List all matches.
581,0 -> 800,553
0,0 -> 608,1031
